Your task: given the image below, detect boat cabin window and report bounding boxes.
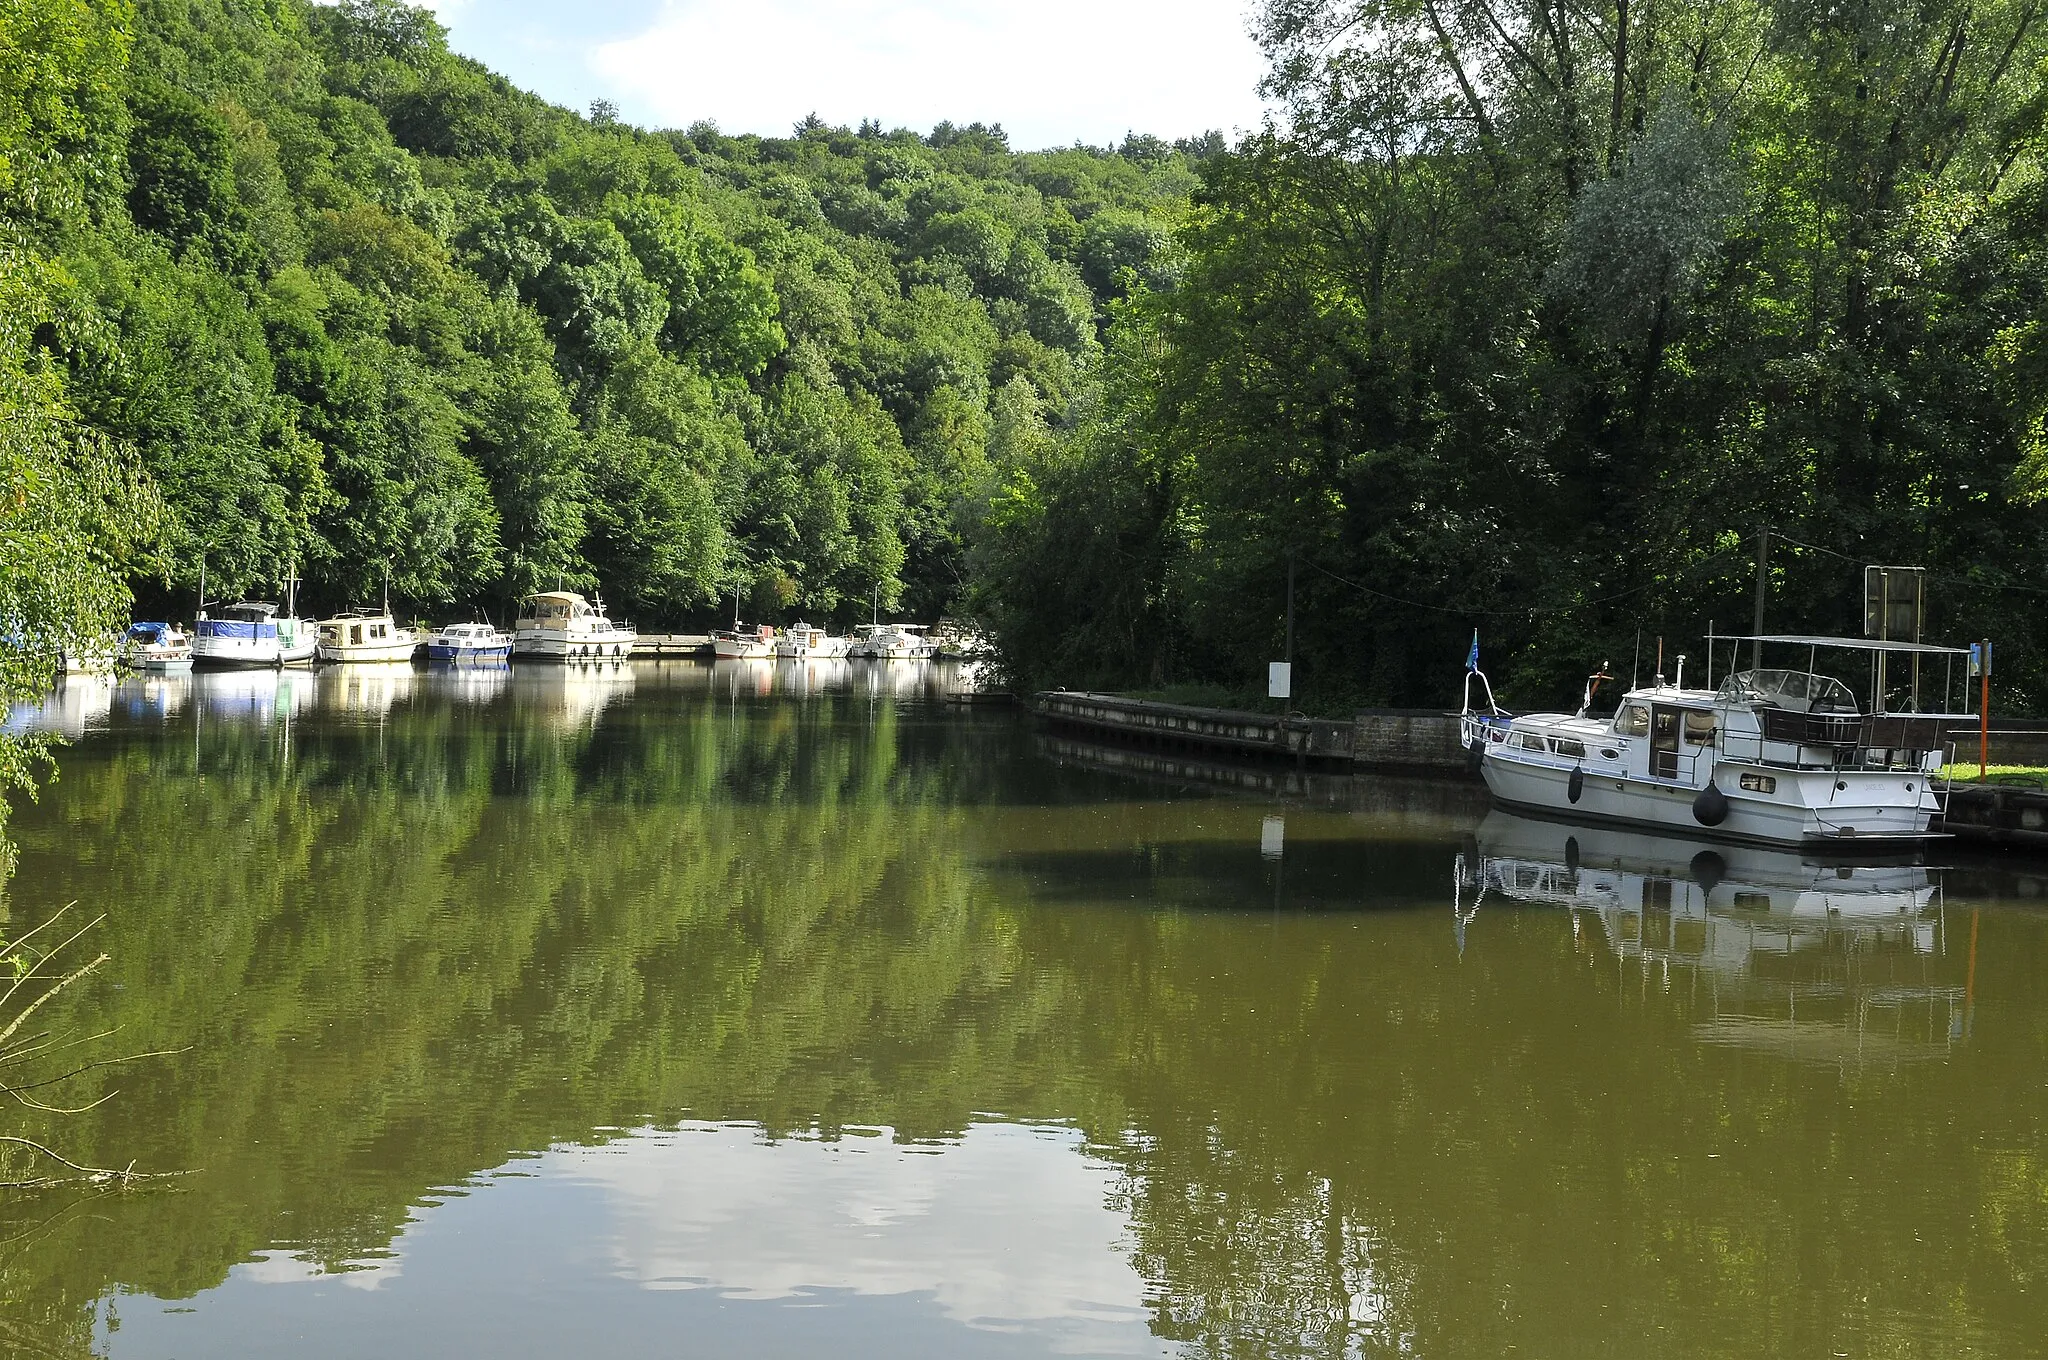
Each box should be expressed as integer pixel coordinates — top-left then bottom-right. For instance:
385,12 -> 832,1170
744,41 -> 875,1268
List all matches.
1615,703 -> 1650,737
1513,732 -> 1547,752
1550,737 -> 1586,758
1683,711 -> 1716,745
1721,669 -> 1856,714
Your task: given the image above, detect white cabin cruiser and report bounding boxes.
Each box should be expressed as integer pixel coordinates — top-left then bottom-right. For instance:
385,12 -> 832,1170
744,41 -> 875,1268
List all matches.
122,622 -> 194,672
712,624 -> 776,660
511,591 -> 635,661
772,623 -> 849,659
1460,635 -> 1968,848
425,621 -> 512,663
855,623 -> 935,660
315,610 -> 419,663
194,601 -> 295,668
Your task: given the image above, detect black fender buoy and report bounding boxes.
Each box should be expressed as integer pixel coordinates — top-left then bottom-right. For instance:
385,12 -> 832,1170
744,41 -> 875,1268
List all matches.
1567,766 -> 1585,804
1465,740 -> 1485,774
1693,783 -> 1729,826
1690,849 -> 1726,894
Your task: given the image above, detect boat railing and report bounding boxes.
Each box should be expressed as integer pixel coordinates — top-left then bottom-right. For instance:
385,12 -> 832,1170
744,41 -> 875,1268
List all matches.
1717,713 -> 1954,772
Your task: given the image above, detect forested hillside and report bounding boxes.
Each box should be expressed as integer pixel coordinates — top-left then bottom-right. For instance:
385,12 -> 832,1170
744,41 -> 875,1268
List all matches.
977,0 -> 2048,711
4,0 -> 2047,721
1,0 -> 1197,639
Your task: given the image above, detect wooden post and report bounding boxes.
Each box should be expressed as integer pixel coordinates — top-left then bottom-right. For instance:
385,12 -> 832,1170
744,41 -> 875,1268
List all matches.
1979,640 -> 1991,781
1749,527 -> 1769,672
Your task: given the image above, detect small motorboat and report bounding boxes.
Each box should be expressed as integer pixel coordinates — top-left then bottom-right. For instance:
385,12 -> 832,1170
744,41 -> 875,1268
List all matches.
426,621 -> 513,663
122,622 -> 194,672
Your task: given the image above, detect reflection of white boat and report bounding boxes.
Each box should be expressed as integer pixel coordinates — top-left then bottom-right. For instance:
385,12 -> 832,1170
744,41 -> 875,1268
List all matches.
1457,811 -> 1961,1066
772,658 -> 852,696
316,663 -> 417,716
511,591 -> 635,661
115,672 -> 192,722
511,663 -> 636,726
192,668 -> 305,723
420,663 -> 510,705
772,623 -> 849,659
4,674 -> 115,737
122,622 -> 194,672
1460,634 -> 1965,848
316,610 -> 419,663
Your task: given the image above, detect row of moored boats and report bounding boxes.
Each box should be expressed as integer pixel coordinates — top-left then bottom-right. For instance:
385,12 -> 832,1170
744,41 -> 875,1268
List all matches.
95,591 -> 955,671
709,622 -> 938,660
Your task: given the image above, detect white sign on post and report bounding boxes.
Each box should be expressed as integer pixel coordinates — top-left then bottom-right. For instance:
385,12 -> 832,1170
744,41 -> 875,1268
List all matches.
1268,661 -> 1292,700
1260,815 -> 1285,861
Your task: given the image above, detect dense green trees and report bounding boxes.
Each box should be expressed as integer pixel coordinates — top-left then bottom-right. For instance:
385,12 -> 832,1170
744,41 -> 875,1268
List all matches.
0,0 -> 1196,634
977,0 -> 2048,712
6,0 -> 2044,719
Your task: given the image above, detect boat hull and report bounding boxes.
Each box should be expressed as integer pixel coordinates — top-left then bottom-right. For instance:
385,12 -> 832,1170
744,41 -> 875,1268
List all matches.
426,642 -> 512,663
192,638 -> 283,668
512,630 -> 635,660
316,641 -> 418,663
1480,751 -> 1939,848
712,640 -> 774,660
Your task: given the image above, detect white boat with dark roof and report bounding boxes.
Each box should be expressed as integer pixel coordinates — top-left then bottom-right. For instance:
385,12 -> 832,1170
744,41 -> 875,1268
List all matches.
1459,633 -> 1970,849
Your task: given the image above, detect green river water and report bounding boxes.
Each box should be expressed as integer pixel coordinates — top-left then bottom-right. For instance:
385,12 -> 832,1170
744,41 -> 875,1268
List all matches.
0,662 -> 2044,1358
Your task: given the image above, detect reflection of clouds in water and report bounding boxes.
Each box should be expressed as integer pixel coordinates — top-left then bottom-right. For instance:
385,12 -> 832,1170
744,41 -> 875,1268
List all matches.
566,1121 -> 1167,1356
235,1248 -> 401,1292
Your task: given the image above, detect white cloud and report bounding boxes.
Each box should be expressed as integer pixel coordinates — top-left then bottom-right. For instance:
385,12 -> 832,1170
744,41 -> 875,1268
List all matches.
564,1121 -> 1168,1355
589,0 -> 1274,148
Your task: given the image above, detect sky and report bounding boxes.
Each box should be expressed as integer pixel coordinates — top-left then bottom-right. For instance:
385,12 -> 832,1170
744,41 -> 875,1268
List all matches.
415,0 -> 1276,150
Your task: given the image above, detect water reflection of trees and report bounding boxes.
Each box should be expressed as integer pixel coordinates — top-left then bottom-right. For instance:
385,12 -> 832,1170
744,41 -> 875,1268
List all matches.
0,703 -> 2042,1357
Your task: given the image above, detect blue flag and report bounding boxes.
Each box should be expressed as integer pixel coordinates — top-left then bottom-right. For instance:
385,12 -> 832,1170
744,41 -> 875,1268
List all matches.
1466,629 -> 1479,672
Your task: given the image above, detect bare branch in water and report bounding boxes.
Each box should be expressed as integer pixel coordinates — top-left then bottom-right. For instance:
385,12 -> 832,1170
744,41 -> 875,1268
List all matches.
0,1137 -> 192,1190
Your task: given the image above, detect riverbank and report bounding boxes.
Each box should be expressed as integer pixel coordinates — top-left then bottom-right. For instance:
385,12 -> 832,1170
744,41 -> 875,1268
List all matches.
1030,691 -> 1470,774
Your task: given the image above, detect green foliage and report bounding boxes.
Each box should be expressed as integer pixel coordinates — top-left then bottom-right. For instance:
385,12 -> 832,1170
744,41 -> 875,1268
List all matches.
1,0 -> 1192,633
980,0 -> 2048,713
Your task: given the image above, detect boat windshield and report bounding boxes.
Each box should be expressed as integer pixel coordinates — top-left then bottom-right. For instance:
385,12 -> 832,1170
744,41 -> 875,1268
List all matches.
1717,668 -> 1858,714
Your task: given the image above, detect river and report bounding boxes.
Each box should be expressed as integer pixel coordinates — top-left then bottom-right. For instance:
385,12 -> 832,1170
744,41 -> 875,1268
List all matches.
1,662 -> 2044,1358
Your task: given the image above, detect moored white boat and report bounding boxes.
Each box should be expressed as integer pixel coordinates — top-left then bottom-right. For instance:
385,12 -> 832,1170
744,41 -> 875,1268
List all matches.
865,623 -> 935,660
425,621 -> 513,663
510,591 -> 635,661
122,622 -> 194,672
194,601 -> 290,668
712,624 -> 776,660
771,623 -> 848,659
315,610 -> 419,663
1459,634 -> 1968,849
